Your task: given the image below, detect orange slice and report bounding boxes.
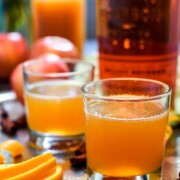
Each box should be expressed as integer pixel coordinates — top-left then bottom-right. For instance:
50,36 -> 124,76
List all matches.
8,157 -> 57,180
45,165 -> 63,180
0,140 -> 24,157
0,152 -> 53,179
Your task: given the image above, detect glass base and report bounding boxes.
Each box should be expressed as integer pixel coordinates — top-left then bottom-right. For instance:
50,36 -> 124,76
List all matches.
87,166 -> 162,180
28,130 -> 84,154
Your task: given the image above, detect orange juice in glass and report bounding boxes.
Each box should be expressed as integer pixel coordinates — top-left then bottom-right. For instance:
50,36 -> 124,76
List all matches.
23,59 -> 94,153
25,81 -> 85,136
82,78 -> 171,178
31,0 -> 86,55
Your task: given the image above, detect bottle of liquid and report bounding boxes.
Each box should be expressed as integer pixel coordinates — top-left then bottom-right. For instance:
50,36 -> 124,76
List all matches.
31,0 -> 86,56
96,0 -> 179,109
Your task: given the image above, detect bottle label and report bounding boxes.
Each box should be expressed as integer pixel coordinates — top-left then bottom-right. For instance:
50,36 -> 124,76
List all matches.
99,52 -> 178,90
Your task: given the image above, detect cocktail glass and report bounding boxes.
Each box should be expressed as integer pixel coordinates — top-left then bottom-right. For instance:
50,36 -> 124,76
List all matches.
23,58 -> 94,153
82,78 -> 171,179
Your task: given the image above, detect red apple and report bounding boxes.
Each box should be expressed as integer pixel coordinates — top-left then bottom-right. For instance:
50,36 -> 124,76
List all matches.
10,63 -> 24,104
10,53 -> 69,104
27,53 -> 69,74
0,32 -> 29,79
30,36 -> 80,59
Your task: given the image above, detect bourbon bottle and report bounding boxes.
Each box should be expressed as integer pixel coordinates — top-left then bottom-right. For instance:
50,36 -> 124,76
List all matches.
96,0 -> 179,108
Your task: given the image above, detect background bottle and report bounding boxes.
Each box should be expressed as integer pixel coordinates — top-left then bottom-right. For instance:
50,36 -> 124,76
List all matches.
31,0 -> 86,56
96,0 -> 179,109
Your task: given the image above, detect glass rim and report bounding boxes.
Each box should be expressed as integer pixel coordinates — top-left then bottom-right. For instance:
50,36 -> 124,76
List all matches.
81,78 -> 172,102
23,59 -> 94,78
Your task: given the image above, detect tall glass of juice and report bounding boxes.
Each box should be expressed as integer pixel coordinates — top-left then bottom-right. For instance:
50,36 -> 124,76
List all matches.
31,0 -> 86,55
23,57 -> 94,153
82,78 -> 171,178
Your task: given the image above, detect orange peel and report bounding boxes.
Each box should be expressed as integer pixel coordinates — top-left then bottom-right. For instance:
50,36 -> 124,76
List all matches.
166,125 -> 173,142
0,140 -> 24,157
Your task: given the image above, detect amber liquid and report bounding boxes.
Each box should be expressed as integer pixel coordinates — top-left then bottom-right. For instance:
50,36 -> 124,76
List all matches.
96,0 -> 179,107
25,80 -> 85,136
86,99 -> 168,177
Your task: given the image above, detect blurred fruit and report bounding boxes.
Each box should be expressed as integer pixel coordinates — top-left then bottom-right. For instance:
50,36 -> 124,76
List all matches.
0,32 -> 29,79
10,53 -> 69,104
27,53 -> 69,73
10,63 -> 24,104
30,36 -> 79,59
166,125 -> 173,142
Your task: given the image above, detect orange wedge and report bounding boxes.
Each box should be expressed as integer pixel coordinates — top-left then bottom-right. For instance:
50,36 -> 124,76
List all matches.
45,165 -> 63,180
0,152 -> 53,179
0,140 -> 24,157
8,157 -> 57,180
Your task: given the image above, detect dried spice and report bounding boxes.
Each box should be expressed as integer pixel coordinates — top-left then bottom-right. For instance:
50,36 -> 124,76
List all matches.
70,143 -> 87,169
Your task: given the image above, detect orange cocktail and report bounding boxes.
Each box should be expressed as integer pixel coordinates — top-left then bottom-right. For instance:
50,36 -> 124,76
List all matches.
31,0 -> 86,54
23,59 -> 94,152
86,100 -> 168,177
25,81 -> 85,136
82,78 -> 171,178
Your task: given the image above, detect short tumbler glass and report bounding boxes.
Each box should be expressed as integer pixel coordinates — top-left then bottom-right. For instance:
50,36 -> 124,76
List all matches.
82,78 -> 171,179
23,58 -> 94,153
